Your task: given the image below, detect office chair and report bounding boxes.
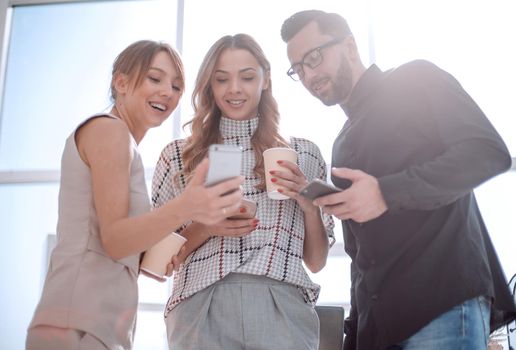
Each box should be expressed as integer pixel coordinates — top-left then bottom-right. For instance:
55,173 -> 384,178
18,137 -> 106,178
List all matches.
315,305 -> 345,350
508,274 -> 516,350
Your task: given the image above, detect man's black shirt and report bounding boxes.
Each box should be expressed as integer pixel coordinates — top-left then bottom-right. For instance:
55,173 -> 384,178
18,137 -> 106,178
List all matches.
332,61 -> 516,349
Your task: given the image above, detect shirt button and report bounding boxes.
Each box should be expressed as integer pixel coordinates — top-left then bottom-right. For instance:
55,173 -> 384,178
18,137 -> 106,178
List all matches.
371,294 -> 378,301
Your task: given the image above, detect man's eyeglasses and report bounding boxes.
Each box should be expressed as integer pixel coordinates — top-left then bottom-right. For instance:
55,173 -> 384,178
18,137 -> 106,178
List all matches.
287,37 -> 345,82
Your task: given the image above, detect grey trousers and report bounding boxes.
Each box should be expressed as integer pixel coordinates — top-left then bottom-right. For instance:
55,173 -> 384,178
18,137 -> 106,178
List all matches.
166,273 -> 320,350
26,326 -> 108,350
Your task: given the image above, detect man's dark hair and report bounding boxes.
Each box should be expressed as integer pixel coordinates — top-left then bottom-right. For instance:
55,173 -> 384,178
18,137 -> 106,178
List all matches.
280,10 -> 352,42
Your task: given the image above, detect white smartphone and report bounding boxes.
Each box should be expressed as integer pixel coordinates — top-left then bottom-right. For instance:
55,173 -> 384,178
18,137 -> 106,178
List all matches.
299,179 -> 342,200
205,144 -> 243,187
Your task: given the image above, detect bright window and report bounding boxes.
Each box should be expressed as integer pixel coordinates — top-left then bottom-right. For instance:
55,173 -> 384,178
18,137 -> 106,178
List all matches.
0,1 -> 179,349
370,0 -> 516,155
0,0 -> 179,171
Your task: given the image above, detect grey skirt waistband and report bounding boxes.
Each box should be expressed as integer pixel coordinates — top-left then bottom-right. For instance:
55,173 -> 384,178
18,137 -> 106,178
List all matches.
217,272 -> 290,286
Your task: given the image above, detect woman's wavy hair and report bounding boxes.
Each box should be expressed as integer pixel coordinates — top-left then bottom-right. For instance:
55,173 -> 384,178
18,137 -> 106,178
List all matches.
110,40 -> 185,102
181,33 -> 288,190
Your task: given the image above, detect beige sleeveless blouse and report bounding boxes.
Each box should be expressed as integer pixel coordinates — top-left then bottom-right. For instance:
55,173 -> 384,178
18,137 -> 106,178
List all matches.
29,114 -> 150,349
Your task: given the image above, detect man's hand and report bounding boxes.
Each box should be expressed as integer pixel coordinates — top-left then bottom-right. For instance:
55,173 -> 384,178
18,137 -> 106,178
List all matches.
313,167 -> 388,223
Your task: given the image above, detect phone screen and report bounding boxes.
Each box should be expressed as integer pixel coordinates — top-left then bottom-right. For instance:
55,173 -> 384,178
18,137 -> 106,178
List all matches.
205,144 -> 243,187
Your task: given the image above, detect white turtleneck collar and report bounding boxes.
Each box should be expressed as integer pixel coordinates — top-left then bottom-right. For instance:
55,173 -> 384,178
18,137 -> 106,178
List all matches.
219,116 -> 259,138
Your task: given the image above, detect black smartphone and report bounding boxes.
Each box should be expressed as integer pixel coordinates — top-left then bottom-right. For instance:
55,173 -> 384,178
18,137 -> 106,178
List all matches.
299,179 -> 342,200
205,144 -> 243,187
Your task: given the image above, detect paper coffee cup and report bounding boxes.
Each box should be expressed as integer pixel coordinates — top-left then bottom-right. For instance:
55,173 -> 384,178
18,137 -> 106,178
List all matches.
140,232 -> 187,281
263,147 -> 298,200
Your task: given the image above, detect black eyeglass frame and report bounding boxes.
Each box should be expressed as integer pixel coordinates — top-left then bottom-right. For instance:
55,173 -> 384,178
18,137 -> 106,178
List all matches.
286,37 -> 345,81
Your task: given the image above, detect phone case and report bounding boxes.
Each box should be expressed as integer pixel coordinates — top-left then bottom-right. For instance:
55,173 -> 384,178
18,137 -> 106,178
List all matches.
299,179 -> 342,200
205,144 -> 243,186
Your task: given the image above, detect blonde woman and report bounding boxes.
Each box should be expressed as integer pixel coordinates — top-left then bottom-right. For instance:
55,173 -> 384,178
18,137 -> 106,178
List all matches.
27,40 -> 243,350
152,34 -> 335,350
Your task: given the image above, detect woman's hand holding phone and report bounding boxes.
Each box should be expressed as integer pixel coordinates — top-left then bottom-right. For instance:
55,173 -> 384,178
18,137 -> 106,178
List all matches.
227,198 -> 257,219
165,216 -> 259,276
179,158 -> 244,225
267,159 -> 321,212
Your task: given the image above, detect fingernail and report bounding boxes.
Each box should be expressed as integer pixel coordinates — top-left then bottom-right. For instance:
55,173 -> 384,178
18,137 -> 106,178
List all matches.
240,207 -> 247,213
252,219 -> 259,225
277,188 -> 283,193
277,160 -> 283,164
269,170 -> 276,175
271,178 -> 278,183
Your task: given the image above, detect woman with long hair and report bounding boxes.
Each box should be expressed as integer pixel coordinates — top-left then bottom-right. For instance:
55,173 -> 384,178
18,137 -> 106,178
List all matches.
152,34 -> 334,350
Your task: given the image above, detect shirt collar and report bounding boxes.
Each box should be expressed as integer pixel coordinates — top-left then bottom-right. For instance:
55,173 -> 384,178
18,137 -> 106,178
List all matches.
343,64 -> 384,119
219,116 -> 259,138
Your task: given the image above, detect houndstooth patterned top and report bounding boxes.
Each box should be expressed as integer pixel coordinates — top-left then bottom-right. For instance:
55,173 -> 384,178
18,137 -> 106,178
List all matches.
151,116 -> 335,317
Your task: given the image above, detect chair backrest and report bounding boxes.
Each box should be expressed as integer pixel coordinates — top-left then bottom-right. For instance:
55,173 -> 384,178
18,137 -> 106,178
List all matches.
508,274 -> 516,350
315,305 -> 345,350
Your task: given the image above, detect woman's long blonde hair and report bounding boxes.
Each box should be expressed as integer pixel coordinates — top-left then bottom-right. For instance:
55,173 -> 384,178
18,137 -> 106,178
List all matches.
181,34 -> 288,190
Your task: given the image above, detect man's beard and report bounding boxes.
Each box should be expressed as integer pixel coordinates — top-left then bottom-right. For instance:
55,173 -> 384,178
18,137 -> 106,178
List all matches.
320,55 -> 353,106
